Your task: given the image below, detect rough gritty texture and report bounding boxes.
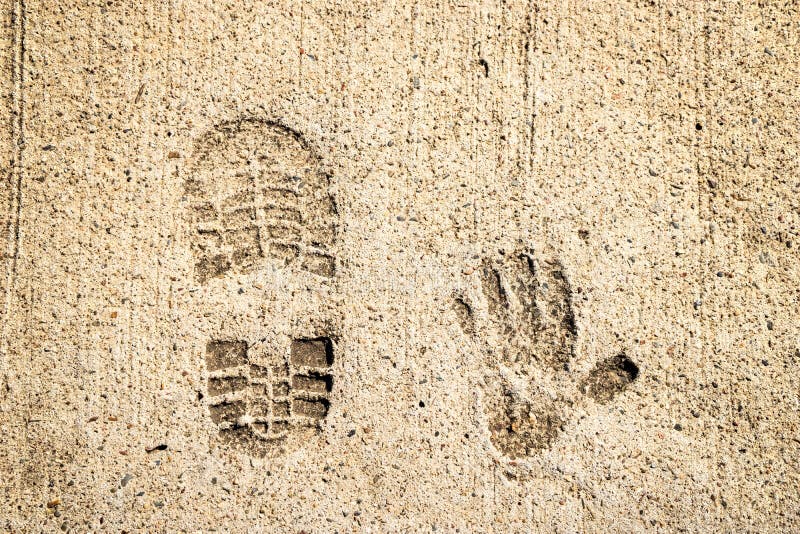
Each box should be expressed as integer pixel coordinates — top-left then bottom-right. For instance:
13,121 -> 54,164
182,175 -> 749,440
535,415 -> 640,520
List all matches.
1,0 -> 799,532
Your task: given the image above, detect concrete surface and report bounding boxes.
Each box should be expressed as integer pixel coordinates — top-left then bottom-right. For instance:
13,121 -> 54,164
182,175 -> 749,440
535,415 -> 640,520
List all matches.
1,0 -> 798,531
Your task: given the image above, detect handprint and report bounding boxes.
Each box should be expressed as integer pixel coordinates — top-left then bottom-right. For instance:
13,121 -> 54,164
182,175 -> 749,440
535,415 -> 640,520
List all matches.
455,249 -> 639,457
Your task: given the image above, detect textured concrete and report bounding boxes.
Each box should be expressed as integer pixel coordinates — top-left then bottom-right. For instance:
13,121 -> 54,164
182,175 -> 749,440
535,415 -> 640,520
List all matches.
1,1 -> 798,531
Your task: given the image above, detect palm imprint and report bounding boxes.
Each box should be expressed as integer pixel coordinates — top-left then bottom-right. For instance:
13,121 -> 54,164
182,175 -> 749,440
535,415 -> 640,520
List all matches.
454,249 -> 639,458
